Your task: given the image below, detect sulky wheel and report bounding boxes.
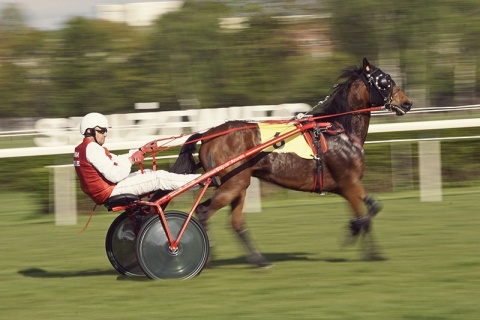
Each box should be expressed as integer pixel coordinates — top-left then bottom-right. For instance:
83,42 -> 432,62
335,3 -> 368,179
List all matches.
105,211 -> 151,276
136,211 -> 209,280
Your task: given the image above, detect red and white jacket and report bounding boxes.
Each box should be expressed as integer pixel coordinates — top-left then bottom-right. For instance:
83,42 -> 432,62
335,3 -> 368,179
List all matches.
74,138 -> 132,204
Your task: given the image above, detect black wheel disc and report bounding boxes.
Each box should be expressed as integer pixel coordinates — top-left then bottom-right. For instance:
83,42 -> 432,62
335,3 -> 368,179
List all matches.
136,211 -> 209,280
105,211 -> 147,276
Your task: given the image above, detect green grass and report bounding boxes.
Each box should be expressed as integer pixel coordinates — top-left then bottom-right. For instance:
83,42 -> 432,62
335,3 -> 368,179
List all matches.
1,188 -> 479,319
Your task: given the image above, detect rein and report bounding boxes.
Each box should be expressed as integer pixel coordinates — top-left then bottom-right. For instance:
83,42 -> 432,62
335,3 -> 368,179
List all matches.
141,106 -> 384,152
186,106 -> 371,141
184,125 -> 259,145
306,106 -> 383,122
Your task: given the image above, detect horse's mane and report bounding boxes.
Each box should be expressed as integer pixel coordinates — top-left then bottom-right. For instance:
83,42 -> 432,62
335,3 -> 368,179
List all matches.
312,65 -> 364,132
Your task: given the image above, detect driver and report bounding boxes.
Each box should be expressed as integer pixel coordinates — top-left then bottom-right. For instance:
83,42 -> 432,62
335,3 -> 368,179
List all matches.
73,112 -> 201,205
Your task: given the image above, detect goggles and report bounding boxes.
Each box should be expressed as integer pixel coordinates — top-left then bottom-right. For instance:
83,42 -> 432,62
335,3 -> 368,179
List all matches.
95,127 -> 108,134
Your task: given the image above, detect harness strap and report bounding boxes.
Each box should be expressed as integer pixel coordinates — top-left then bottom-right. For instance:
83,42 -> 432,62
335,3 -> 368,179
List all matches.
312,123 -> 325,194
325,121 -> 345,135
296,121 -> 329,194
79,204 -> 97,233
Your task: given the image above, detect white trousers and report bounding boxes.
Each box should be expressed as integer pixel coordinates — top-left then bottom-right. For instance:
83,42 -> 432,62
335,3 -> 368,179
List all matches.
110,169 -> 201,197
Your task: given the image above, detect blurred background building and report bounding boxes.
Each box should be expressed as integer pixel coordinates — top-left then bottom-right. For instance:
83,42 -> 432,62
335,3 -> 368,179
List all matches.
96,1 -> 183,27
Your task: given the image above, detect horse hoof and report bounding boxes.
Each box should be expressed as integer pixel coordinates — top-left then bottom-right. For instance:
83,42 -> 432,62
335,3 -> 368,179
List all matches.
368,254 -> 387,261
363,251 -> 387,261
348,216 -> 369,238
246,253 -> 272,268
342,234 -> 358,246
364,195 -> 383,217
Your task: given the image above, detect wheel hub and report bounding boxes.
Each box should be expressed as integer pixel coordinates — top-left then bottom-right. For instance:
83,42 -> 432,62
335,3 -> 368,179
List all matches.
168,245 -> 181,256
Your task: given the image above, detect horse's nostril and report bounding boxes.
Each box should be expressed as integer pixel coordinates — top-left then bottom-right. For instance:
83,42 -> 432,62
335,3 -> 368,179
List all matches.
403,101 -> 413,110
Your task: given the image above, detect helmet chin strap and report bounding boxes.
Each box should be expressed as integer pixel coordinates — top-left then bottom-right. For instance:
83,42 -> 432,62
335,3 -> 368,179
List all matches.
85,128 -> 100,144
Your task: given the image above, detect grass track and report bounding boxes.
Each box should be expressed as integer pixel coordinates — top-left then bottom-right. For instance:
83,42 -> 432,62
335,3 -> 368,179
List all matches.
0,188 -> 479,319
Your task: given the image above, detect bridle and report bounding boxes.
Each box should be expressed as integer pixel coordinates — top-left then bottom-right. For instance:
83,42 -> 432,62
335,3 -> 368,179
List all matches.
305,64 -> 405,118
362,67 -> 397,111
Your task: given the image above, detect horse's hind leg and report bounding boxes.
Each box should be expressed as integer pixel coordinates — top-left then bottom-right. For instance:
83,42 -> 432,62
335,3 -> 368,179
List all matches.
231,190 -> 271,268
196,178 -> 270,268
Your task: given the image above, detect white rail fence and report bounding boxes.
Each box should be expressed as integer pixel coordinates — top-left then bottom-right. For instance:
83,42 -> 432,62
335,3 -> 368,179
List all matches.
1,105 -> 479,225
51,119 -> 480,225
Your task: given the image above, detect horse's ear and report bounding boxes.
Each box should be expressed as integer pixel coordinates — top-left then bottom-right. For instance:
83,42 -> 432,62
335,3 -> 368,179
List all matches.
363,58 -> 371,73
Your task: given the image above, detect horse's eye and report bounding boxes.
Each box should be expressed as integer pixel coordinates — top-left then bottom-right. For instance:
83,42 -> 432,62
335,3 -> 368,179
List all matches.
377,76 -> 390,89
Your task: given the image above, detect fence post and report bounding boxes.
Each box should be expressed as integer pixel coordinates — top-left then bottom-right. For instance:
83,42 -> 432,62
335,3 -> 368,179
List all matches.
48,165 -> 77,225
244,177 -> 262,213
418,140 -> 442,201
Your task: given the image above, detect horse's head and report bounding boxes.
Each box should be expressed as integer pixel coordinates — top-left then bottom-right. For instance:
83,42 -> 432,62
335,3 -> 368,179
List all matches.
361,58 -> 413,116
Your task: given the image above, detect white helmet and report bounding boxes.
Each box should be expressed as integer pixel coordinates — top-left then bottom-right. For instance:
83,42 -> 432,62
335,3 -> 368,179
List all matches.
79,112 -> 109,135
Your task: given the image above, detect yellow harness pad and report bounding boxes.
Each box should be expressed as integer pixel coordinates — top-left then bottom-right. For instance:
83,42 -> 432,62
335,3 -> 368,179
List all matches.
257,122 -> 314,159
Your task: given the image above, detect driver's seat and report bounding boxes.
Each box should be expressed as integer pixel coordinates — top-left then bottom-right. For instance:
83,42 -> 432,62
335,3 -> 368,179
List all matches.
103,194 -> 140,211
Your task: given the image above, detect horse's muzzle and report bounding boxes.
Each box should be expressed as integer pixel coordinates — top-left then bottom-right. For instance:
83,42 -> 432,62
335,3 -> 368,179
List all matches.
386,100 -> 413,116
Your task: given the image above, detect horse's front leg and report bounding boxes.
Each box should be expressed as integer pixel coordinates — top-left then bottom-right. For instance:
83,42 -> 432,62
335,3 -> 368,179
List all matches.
343,191 -> 384,260
340,182 -> 382,237
348,195 -> 383,236
364,195 -> 382,222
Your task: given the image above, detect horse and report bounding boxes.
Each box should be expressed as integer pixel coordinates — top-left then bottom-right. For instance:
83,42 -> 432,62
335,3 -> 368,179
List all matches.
169,58 -> 413,267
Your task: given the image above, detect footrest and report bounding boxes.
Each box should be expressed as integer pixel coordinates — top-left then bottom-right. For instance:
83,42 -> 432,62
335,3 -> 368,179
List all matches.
103,194 -> 140,210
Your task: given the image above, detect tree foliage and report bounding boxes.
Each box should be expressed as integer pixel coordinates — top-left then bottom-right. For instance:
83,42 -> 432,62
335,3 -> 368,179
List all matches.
1,0 -> 480,118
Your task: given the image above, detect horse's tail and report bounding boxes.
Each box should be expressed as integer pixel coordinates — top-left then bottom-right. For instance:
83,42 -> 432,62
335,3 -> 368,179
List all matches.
169,133 -> 203,174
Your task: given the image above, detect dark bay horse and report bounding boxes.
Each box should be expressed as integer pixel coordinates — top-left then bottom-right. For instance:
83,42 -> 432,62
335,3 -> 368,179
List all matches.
170,58 -> 413,267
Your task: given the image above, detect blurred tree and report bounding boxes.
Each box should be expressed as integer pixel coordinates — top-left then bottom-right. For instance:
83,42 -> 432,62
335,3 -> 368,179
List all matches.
3,0 -> 480,117
281,52 -> 356,107
329,0 -> 381,59
145,0 -> 327,109
452,0 -> 480,100
328,0 -> 480,106
219,12 -> 297,106
0,3 -> 48,117
0,61 -> 32,117
0,4 -> 46,57
144,0 -> 230,110
50,17 -> 146,116
0,3 -> 28,51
